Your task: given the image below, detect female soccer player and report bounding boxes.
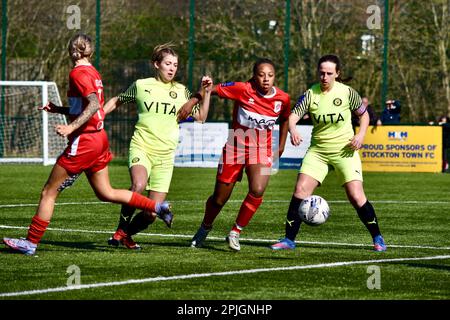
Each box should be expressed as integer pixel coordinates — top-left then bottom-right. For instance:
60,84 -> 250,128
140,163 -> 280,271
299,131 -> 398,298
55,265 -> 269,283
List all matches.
2,33 -> 171,256
103,43 -> 212,249
182,58 -> 291,251
270,54 -> 387,252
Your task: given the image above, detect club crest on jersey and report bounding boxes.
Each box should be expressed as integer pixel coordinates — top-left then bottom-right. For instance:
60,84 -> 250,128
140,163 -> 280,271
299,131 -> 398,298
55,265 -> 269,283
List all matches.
169,91 -> 177,99
274,101 -> 282,113
132,157 -> 140,164
333,98 -> 342,106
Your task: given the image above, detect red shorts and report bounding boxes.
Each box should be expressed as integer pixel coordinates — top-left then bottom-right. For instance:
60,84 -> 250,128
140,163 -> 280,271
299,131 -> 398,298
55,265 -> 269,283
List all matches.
216,144 -> 272,184
57,130 -> 113,175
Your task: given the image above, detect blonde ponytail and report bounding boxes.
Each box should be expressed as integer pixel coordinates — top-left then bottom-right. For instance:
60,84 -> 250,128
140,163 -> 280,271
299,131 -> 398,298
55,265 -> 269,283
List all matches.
68,33 -> 94,63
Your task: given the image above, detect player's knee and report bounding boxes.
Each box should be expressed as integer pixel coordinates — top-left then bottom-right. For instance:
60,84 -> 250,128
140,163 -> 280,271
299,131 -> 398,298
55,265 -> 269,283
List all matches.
249,187 -> 265,198
95,188 -> 116,202
211,194 -> 228,207
40,185 -> 58,200
95,192 -> 110,202
130,181 -> 146,193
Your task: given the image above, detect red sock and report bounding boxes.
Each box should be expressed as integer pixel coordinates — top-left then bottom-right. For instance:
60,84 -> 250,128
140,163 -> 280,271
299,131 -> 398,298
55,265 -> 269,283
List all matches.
231,224 -> 243,234
27,215 -> 50,244
234,193 -> 263,232
202,196 -> 223,228
128,192 -> 157,213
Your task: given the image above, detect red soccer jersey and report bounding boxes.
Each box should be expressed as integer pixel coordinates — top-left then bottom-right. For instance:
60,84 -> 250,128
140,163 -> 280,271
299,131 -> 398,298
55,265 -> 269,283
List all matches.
67,64 -> 105,137
216,81 -> 290,150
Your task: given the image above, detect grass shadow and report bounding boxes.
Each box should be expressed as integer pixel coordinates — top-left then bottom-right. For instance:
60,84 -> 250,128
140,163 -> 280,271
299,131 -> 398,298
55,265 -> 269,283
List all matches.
401,262 -> 450,272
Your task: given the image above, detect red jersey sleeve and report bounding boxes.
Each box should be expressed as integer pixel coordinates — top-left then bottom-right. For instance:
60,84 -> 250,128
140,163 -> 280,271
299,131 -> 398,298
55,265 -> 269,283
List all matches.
216,82 -> 247,100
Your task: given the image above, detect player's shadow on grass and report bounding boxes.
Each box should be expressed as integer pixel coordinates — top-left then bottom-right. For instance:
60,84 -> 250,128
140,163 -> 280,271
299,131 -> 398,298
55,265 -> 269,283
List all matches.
39,239 -> 103,251
0,241 -> 102,254
140,239 -> 233,252
401,262 -> 450,272
0,247 -> 25,254
240,240 -> 370,255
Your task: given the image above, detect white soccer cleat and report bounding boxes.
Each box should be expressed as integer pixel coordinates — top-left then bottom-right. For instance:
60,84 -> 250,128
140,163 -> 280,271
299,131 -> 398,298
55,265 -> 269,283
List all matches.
226,230 -> 241,251
3,237 -> 37,255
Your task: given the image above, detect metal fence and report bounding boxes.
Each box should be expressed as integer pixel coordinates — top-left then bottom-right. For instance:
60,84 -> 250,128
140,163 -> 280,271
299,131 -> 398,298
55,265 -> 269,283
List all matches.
1,0 -> 449,160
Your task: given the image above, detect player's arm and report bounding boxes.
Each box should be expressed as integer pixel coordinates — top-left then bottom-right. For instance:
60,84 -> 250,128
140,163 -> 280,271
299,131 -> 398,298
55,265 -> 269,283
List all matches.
349,111 -> 368,150
177,80 -> 219,122
192,76 -> 213,123
277,115 -> 289,157
276,96 -> 291,157
104,82 -> 137,115
348,88 -> 365,150
39,101 -> 70,115
289,91 -> 310,146
55,93 -> 100,137
103,96 -> 123,115
288,112 -> 302,146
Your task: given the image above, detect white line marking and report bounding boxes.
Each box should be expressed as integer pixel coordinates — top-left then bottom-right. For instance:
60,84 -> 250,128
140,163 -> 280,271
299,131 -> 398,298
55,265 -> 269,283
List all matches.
1,224 -> 449,250
1,255 -> 449,298
1,199 -> 450,208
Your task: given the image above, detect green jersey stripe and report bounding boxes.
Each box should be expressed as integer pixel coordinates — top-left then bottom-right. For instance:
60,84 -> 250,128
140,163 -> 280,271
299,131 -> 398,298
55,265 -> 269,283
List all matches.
118,81 -> 137,104
348,87 -> 362,111
292,90 -> 311,118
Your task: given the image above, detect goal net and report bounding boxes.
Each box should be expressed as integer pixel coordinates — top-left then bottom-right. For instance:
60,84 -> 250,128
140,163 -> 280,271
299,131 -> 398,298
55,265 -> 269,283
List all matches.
0,81 -> 68,165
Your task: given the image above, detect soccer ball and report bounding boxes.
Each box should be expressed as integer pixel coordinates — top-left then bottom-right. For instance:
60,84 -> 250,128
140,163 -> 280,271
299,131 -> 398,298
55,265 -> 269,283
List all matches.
298,195 -> 330,226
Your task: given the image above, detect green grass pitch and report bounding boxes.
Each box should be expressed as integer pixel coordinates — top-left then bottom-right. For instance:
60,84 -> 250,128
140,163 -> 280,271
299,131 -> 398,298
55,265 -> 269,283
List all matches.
0,163 -> 449,301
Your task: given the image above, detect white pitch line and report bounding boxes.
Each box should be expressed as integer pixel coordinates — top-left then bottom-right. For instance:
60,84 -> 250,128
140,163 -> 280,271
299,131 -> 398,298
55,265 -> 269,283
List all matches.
1,224 -> 449,251
0,254 -> 449,298
1,199 -> 450,208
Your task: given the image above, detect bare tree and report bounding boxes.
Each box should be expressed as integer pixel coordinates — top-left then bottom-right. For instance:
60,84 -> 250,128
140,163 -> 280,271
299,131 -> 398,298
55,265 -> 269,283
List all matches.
431,0 -> 450,118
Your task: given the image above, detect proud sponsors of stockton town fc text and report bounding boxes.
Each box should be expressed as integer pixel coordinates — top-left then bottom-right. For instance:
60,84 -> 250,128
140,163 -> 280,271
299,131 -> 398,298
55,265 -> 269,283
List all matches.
177,303 -> 272,318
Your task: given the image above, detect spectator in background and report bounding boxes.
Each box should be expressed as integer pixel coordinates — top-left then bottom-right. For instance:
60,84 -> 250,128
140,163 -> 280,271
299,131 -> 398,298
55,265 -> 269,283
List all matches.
438,115 -> 450,172
429,115 -> 449,125
437,115 -> 449,125
352,97 -> 378,127
379,99 -> 401,124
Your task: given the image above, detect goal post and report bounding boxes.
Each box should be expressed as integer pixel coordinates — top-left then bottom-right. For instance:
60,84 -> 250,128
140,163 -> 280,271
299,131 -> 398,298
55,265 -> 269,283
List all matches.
0,81 -> 68,165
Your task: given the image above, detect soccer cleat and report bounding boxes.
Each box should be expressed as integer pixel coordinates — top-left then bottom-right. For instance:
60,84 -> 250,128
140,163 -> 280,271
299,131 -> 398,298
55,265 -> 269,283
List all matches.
107,229 -> 126,247
190,225 -> 211,248
270,237 -> 296,250
3,237 -> 37,255
226,230 -> 241,251
156,201 -> 174,228
108,229 -> 141,250
121,235 -> 141,250
373,235 -> 387,252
